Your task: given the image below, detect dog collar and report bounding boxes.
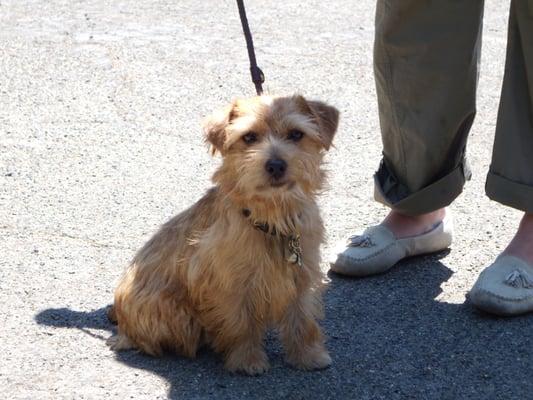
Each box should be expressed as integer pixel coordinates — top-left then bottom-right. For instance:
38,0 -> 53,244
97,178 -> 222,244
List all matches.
243,208 -> 277,235
242,208 -> 303,267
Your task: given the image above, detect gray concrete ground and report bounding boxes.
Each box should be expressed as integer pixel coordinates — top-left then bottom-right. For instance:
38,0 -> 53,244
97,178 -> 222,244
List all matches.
1,1 -> 531,399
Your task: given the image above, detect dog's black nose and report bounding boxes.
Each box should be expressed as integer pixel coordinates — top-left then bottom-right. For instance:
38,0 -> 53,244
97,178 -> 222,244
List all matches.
265,158 -> 287,180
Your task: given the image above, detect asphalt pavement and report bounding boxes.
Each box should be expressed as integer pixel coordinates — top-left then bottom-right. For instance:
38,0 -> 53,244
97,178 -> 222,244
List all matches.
2,1 -> 532,399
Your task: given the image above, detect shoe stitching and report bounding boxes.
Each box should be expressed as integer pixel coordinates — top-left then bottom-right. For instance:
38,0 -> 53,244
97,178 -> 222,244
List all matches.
338,242 -> 397,263
474,288 -> 533,303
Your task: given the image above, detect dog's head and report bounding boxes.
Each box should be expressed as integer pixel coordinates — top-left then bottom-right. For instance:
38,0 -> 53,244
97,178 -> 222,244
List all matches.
204,95 -> 339,208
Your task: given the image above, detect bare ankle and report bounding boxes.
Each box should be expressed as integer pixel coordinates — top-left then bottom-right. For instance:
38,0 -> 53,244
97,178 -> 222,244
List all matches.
382,208 -> 446,239
503,213 -> 533,264
390,208 -> 445,221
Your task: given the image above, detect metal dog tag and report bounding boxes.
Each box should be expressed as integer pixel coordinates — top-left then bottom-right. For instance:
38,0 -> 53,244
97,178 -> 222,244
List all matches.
286,234 -> 303,267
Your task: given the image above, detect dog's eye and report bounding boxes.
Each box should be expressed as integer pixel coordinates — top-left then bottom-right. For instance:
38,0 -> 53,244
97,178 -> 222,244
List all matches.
242,132 -> 258,145
287,129 -> 304,142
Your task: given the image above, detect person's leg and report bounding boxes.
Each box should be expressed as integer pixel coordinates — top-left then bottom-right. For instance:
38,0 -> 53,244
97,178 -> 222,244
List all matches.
373,0 -> 484,218
485,0 -> 533,265
331,0 -> 484,275
376,0 -> 485,238
469,1 -> 533,315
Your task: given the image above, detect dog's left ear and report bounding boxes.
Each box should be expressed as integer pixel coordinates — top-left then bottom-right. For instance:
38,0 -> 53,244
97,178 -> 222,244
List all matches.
307,100 -> 340,150
203,102 -> 235,155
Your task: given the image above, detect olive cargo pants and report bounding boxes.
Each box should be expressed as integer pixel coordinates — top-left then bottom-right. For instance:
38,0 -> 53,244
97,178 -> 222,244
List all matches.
373,0 -> 533,216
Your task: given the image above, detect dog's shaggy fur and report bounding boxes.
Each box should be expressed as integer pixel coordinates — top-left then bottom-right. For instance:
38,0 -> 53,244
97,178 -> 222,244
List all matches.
107,95 -> 339,375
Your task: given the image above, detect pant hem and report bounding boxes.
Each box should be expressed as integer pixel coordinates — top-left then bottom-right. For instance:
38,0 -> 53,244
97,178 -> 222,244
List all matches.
374,164 -> 466,216
486,171 -> 533,213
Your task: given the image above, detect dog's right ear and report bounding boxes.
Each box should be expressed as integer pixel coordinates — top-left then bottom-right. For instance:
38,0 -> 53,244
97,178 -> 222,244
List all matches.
203,102 -> 236,156
307,100 -> 340,151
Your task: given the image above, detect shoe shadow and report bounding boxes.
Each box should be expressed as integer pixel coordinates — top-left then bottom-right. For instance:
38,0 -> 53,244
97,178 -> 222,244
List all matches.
35,253 -> 533,399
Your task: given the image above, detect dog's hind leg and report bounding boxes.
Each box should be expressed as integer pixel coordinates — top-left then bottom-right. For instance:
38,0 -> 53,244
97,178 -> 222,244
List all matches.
106,332 -> 135,351
112,296 -> 203,358
163,306 -> 203,358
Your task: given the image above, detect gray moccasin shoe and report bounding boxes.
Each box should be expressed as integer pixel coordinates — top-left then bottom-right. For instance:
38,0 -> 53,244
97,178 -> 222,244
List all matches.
468,255 -> 533,316
329,217 -> 453,277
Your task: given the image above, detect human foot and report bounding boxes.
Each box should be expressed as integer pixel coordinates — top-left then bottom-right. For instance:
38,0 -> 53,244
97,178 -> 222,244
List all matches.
330,208 -> 452,277
469,214 -> 533,316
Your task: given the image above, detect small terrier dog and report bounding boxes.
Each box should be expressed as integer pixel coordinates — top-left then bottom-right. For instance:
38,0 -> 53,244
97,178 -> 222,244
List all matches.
107,95 -> 339,375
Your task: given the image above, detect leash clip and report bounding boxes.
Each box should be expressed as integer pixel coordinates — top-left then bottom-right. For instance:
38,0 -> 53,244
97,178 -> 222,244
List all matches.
250,66 -> 264,85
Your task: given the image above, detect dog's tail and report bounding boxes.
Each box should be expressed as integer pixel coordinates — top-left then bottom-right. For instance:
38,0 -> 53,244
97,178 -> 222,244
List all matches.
106,304 -> 117,325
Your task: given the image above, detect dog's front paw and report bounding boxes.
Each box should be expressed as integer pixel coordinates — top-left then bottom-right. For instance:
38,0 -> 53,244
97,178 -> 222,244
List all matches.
286,345 -> 331,371
225,347 -> 270,376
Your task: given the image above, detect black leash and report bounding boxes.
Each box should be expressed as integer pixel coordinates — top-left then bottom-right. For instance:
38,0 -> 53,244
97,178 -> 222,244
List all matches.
236,0 -> 265,95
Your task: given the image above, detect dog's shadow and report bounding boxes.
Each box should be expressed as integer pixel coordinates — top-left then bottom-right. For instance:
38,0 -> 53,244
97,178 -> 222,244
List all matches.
35,253 -> 533,399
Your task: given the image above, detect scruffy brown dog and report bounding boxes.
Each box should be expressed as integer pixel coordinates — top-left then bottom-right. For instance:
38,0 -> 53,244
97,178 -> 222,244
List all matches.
107,95 -> 339,375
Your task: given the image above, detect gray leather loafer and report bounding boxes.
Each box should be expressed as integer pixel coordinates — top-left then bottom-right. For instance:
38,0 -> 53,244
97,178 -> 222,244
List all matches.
329,217 -> 453,277
468,255 -> 533,316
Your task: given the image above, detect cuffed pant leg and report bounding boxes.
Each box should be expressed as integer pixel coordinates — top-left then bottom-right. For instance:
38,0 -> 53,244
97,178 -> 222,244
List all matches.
373,0 -> 484,216
486,0 -> 533,213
